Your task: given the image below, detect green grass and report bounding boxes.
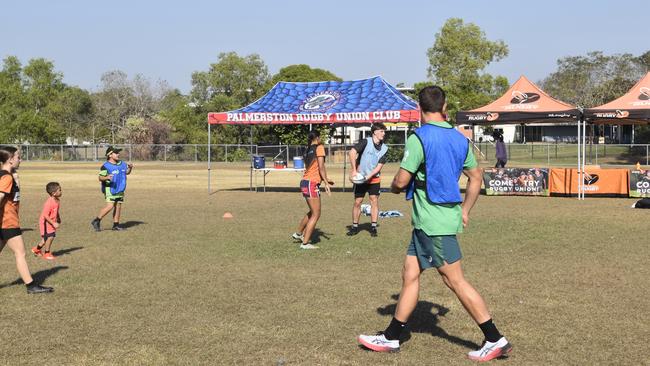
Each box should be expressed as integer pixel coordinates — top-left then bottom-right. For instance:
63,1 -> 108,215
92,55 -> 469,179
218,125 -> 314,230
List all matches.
1,162 -> 648,365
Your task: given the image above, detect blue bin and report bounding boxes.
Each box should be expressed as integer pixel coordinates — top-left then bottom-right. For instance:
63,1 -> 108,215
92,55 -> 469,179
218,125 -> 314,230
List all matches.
293,156 -> 304,169
253,155 -> 265,169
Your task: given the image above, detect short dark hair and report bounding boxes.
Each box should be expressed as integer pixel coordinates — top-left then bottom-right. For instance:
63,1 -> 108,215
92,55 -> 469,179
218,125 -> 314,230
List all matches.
46,182 -> 60,195
418,86 -> 446,114
371,123 -> 387,134
0,146 -> 18,165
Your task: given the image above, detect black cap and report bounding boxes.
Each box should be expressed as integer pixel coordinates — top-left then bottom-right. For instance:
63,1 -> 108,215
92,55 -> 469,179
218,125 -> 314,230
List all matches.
105,146 -> 122,156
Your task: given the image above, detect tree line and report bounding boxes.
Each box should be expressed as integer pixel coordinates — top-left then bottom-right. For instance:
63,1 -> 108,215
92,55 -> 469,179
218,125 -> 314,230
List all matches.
1,18 -> 649,146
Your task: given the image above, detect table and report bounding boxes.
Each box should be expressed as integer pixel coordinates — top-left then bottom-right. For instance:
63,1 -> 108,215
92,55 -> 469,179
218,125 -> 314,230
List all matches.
251,167 -> 304,192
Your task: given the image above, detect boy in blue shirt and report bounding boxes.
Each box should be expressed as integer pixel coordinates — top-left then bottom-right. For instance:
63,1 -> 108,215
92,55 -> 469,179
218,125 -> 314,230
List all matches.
91,146 -> 133,232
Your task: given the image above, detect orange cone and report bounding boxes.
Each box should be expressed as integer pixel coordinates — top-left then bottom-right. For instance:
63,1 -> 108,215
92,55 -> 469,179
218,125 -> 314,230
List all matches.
222,212 -> 233,219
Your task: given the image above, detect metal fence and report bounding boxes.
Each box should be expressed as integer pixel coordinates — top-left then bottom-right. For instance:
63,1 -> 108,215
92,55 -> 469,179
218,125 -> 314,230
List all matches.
12,143 -> 650,167
14,144 -> 406,164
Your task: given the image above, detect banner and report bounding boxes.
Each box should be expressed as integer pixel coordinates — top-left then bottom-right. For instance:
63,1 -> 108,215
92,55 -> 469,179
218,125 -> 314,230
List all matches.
483,168 -> 549,196
629,170 -> 650,197
549,168 -> 629,196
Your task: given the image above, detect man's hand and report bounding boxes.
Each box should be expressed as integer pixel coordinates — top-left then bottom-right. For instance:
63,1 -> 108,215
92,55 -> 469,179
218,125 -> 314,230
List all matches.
53,222 -> 60,229
462,209 -> 469,228
349,170 -> 357,183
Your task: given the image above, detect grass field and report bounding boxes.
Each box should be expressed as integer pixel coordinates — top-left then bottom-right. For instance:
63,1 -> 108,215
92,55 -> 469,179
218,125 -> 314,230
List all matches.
1,162 -> 649,365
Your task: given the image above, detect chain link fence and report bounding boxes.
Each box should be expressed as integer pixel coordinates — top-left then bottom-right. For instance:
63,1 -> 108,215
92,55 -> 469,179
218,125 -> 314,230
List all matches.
14,144 -> 406,164
12,143 -> 650,167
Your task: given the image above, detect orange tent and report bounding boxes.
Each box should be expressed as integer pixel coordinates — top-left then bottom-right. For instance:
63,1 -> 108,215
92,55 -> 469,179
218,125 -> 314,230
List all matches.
456,76 -> 580,124
584,72 -> 650,124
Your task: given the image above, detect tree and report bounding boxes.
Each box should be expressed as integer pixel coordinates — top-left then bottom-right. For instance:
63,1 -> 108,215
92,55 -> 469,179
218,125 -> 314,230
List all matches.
427,18 -> 509,121
541,51 -> 645,108
91,71 -> 173,143
188,52 -> 271,145
636,50 -> 650,72
0,56 -> 92,144
266,64 -> 342,145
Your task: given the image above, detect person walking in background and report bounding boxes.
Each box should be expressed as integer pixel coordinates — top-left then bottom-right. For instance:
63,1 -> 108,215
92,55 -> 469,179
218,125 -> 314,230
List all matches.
32,182 -> 63,260
291,132 -> 334,249
0,146 -> 53,294
358,86 -> 510,361
91,146 -> 133,232
495,134 -> 507,168
347,123 -> 388,237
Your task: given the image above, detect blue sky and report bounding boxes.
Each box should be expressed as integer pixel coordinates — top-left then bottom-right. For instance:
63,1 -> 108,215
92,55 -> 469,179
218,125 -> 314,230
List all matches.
1,0 -> 647,93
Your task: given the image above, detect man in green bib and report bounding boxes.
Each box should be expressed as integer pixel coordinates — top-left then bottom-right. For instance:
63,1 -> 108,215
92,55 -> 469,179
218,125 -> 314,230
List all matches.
358,86 -> 511,362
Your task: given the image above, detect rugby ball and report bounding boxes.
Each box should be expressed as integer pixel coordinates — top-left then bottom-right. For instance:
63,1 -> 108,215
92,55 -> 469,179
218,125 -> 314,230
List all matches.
352,173 -> 366,184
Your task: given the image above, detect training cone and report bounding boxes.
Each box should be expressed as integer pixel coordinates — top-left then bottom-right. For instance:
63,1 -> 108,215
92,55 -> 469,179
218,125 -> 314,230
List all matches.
222,212 -> 233,219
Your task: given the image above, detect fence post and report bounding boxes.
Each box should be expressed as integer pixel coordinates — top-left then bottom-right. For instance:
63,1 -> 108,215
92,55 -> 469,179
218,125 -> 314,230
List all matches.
195,144 -> 198,162
60,145 -> 64,161
225,145 -> 228,162
164,145 -> 167,162
26,145 -> 29,161
547,144 -> 550,166
531,143 -> 534,160
647,145 -> 649,166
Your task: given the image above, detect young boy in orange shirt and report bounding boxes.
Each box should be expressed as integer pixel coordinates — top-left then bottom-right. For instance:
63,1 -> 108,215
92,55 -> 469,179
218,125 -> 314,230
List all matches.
32,182 -> 62,260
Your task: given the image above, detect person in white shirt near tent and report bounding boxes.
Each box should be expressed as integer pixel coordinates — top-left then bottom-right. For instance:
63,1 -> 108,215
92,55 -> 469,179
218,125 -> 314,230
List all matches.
347,123 -> 388,237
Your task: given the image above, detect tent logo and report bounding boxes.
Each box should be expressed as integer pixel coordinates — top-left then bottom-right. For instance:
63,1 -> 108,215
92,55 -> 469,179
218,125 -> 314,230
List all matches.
639,87 -> 650,100
616,110 -> 630,118
583,173 -> 599,185
486,112 -> 500,121
299,91 -> 341,112
510,91 -> 540,104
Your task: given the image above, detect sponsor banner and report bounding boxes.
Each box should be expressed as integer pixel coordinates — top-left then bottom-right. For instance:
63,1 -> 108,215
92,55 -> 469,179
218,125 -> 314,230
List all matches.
549,168 -> 629,196
208,110 -> 420,125
456,110 -> 579,124
629,170 -> 650,197
483,168 -> 549,196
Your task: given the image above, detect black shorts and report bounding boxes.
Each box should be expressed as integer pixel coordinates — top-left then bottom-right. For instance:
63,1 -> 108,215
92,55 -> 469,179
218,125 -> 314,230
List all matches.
353,182 -> 380,198
0,228 -> 22,241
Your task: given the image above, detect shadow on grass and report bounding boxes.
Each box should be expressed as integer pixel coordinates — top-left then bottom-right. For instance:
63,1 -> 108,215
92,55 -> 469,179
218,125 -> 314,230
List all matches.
310,229 -> 331,244
0,266 -> 68,289
21,228 -> 34,232
52,246 -> 84,257
346,223 -> 378,235
120,221 -> 146,229
373,294 -> 480,350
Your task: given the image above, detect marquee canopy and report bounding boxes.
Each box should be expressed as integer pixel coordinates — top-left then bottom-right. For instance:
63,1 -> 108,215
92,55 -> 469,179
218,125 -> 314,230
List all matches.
207,76 -> 420,125
456,76 -> 580,124
584,72 -> 650,124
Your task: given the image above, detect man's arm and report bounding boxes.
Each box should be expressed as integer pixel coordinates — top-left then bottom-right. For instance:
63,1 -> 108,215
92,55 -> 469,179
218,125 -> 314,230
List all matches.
348,149 -> 358,180
461,167 -> 482,227
364,163 -> 385,181
391,168 -> 413,194
126,162 -> 133,175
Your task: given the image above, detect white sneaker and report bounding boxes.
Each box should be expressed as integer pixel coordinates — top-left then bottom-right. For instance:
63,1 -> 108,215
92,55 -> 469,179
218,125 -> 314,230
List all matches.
299,243 -> 319,249
358,333 -> 400,353
291,232 -> 304,241
467,337 -> 512,362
